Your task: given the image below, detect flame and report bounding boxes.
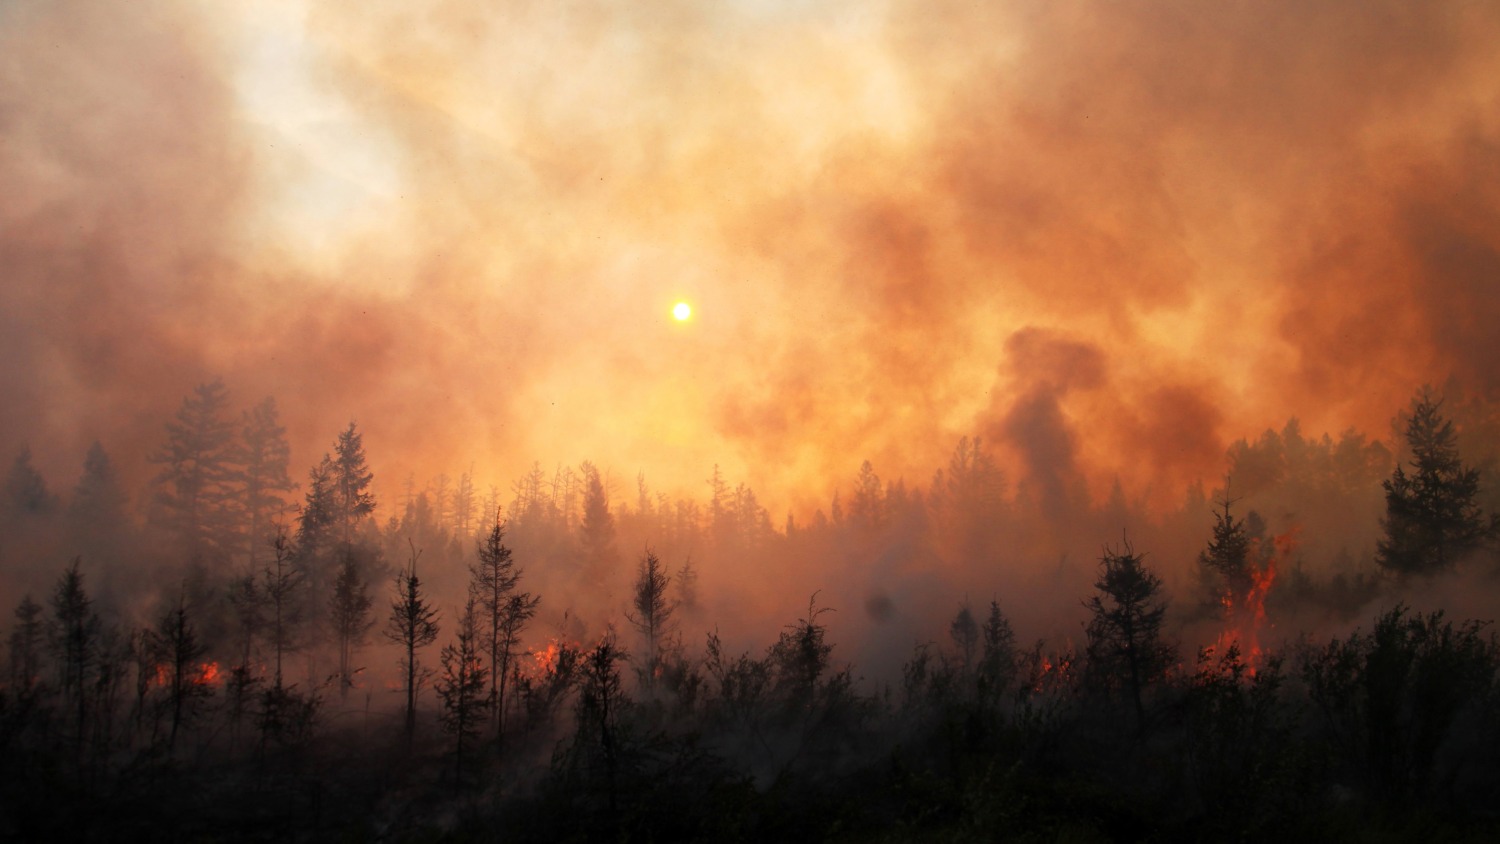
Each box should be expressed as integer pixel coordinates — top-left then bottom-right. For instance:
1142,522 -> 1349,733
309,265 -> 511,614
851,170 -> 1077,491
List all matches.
147,661 -> 224,689
1214,526 -> 1298,674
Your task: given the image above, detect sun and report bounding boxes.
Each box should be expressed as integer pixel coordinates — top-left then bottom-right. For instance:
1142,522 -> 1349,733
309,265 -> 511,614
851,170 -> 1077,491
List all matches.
672,301 -> 692,321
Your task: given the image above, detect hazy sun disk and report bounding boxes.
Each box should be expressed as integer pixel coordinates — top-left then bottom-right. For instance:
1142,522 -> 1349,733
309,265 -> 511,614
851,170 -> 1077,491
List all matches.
673,302 -> 692,321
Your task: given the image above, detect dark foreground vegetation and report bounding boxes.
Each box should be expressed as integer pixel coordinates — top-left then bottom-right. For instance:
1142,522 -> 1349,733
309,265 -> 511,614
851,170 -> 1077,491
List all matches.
4,383 -> 1500,841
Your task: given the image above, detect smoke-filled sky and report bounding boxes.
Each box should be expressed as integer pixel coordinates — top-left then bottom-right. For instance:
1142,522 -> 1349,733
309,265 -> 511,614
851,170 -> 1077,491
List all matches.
4,0 -> 1500,515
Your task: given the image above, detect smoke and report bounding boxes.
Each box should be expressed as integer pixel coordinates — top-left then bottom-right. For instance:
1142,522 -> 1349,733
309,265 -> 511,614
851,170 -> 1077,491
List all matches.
4,0 -> 1500,531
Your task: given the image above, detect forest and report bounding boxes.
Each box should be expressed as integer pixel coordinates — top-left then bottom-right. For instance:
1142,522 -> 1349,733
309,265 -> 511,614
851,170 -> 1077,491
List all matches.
3,380 -> 1500,842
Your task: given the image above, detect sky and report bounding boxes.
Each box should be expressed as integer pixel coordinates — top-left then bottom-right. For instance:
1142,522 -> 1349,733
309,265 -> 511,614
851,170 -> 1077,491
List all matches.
4,0 -> 1500,518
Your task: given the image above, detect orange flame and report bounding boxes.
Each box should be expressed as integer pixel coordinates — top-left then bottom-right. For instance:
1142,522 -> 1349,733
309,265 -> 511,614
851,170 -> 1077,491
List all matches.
1214,526 -> 1298,674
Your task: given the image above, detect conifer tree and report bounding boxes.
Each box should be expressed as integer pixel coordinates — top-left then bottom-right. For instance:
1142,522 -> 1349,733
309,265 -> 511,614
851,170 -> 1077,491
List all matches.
49,558 -> 101,756
436,598 -> 490,776
950,603 -> 979,674
1084,541 -> 1174,732
627,549 -> 675,693
579,462 -> 617,574
240,397 -> 295,567
978,599 -> 1018,702
386,543 -> 440,744
8,594 -> 45,693
5,446 -> 56,517
332,422 -> 376,548
150,379 -> 240,562
148,594 -> 212,753
1199,488 -> 1252,605
470,511 -> 539,739
1377,390 -> 1495,576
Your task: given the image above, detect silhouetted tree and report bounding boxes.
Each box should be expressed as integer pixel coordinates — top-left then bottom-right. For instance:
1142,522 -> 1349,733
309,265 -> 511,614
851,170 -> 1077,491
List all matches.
770,593 -> 835,712
627,550 -> 675,694
950,603 -> 979,674
574,632 -> 629,821
296,457 -> 338,566
579,462 -> 617,575
978,599 -> 1018,704
149,379 -> 239,562
386,543 -> 440,745
674,558 -> 698,612
261,527 -> 303,689
1083,541 -> 1174,732
453,468 -> 477,538
436,598 -> 490,777
331,422 -> 376,548
849,460 -> 887,533
240,397 -> 294,567
148,593 -> 212,753
8,594 -> 44,693
1377,390 -> 1494,576
1199,487 -> 1252,606
329,550 -> 374,699
1300,605 -> 1497,803
49,558 -> 100,758
68,442 -> 128,543
4,446 -> 56,517
471,511 -> 519,735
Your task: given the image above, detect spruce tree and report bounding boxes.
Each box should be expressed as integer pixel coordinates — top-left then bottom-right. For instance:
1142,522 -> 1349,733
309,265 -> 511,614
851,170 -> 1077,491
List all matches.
436,598 -> 490,776
1377,390 -> 1494,576
150,379 -> 240,562
1084,541 -> 1174,732
386,543 -> 440,745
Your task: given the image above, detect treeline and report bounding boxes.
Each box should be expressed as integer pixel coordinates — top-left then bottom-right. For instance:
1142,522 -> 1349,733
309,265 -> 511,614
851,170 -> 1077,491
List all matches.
1,381 -> 1500,838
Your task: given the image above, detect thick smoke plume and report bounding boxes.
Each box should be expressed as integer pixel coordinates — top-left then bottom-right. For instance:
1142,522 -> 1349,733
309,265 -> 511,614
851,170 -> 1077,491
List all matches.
4,0 -> 1500,536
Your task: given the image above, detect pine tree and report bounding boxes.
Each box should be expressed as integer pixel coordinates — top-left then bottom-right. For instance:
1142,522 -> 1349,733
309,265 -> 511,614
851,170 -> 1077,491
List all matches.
49,558 -> 101,757
1084,541 -> 1174,732
261,527 -> 303,689
1377,390 -> 1494,576
436,598 -> 490,777
626,550 -> 675,693
579,462 -> 617,574
575,632 -> 629,819
5,446 -> 56,517
1199,489 -> 1252,606
8,594 -> 45,693
70,441 -> 127,526
240,397 -> 295,567
470,511 -> 535,739
331,422 -> 376,549
978,599 -> 1018,703
386,543 -> 440,745
150,379 -> 240,562
850,460 -> 887,532
148,594 -> 212,753
950,603 -> 979,674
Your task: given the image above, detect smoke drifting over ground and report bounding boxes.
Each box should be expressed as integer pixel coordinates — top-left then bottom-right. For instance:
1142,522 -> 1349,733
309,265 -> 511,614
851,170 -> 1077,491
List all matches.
3,0 -> 1499,515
